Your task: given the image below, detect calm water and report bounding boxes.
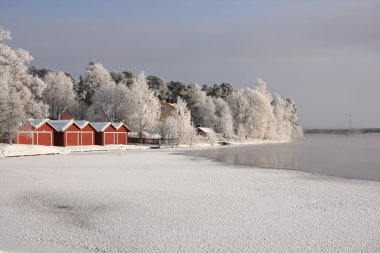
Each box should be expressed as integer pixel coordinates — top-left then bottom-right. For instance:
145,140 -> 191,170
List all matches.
187,134 -> 380,181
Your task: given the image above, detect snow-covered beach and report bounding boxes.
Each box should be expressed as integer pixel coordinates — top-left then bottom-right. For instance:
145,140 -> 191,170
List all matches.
1,149 -> 380,252
0,138 -> 281,158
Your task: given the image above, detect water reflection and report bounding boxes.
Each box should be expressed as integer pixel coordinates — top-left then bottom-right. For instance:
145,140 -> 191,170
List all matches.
186,134 -> 380,181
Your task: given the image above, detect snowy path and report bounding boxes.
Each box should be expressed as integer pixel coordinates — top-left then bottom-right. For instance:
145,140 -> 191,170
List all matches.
0,150 -> 380,252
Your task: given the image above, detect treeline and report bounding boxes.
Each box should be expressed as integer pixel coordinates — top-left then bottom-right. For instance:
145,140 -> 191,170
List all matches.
0,27 -> 302,145
28,63 -> 236,120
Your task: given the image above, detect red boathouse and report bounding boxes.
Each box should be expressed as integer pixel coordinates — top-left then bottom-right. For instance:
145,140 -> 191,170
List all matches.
49,120 -> 95,146
91,122 -> 129,145
74,120 -> 97,146
14,119 -> 55,146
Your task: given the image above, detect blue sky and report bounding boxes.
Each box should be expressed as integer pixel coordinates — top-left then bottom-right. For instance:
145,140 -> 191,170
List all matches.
1,0 -> 380,128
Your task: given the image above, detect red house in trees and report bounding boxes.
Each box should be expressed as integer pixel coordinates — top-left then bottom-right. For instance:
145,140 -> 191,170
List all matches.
14,119 -> 55,146
91,122 -> 129,145
58,108 -> 74,120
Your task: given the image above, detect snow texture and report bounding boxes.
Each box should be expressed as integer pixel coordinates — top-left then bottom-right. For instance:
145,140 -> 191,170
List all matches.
0,144 -> 149,157
0,150 -> 379,252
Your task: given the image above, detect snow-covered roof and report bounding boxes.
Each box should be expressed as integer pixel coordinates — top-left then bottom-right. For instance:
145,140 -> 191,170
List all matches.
29,119 -> 48,129
48,120 -> 75,132
197,127 -> 214,133
111,122 -> 123,129
74,120 -> 89,129
111,122 -> 129,131
90,122 -> 112,132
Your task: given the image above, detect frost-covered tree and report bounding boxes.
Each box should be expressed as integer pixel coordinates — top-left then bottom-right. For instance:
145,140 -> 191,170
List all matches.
126,72 -> 160,138
243,79 -> 276,139
71,74 -> 89,119
213,97 -> 234,138
81,60 -> 114,105
89,83 -> 129,122
287,98 -> 303,138
167,81 -> 189,100
110,72 -> 127,86
272,95 -> 303,140
185,84 -> 217,128
110,71 -> 135,87
42,72 -> 76,119
228,78 -> 302,141
146,75 -> 170,100
122,71 -> 135,86
0,27 -> 47,142
161,98 -> 196,145
70,101 -> 87,120
227,91 -> 250,138
28,66 -> 52,79
272,94 -> 292,140
202,83 -> 235,100
0,79 -> 23,143
160,117 -> 177,139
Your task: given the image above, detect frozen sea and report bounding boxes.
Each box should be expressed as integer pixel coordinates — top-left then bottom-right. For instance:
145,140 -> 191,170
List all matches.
0,143 -> 380,252
188,133 -> 380,182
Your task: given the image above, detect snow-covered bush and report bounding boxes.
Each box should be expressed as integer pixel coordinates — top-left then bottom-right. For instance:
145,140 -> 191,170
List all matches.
0,142 -> 6,154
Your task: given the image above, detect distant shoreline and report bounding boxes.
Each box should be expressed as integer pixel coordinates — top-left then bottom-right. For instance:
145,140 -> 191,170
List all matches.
304,128 -> 380,134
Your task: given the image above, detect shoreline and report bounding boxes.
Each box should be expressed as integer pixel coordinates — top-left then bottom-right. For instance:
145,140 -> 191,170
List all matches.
0,139 -> 288,158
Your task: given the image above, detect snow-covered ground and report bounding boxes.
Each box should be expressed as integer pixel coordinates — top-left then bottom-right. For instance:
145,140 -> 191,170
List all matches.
0,144 -> 150,158
0,150 -> 379,252
0,139 -> 284,158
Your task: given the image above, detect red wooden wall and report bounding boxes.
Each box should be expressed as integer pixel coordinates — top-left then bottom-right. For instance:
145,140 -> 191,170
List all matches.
15,123 -> 54,146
